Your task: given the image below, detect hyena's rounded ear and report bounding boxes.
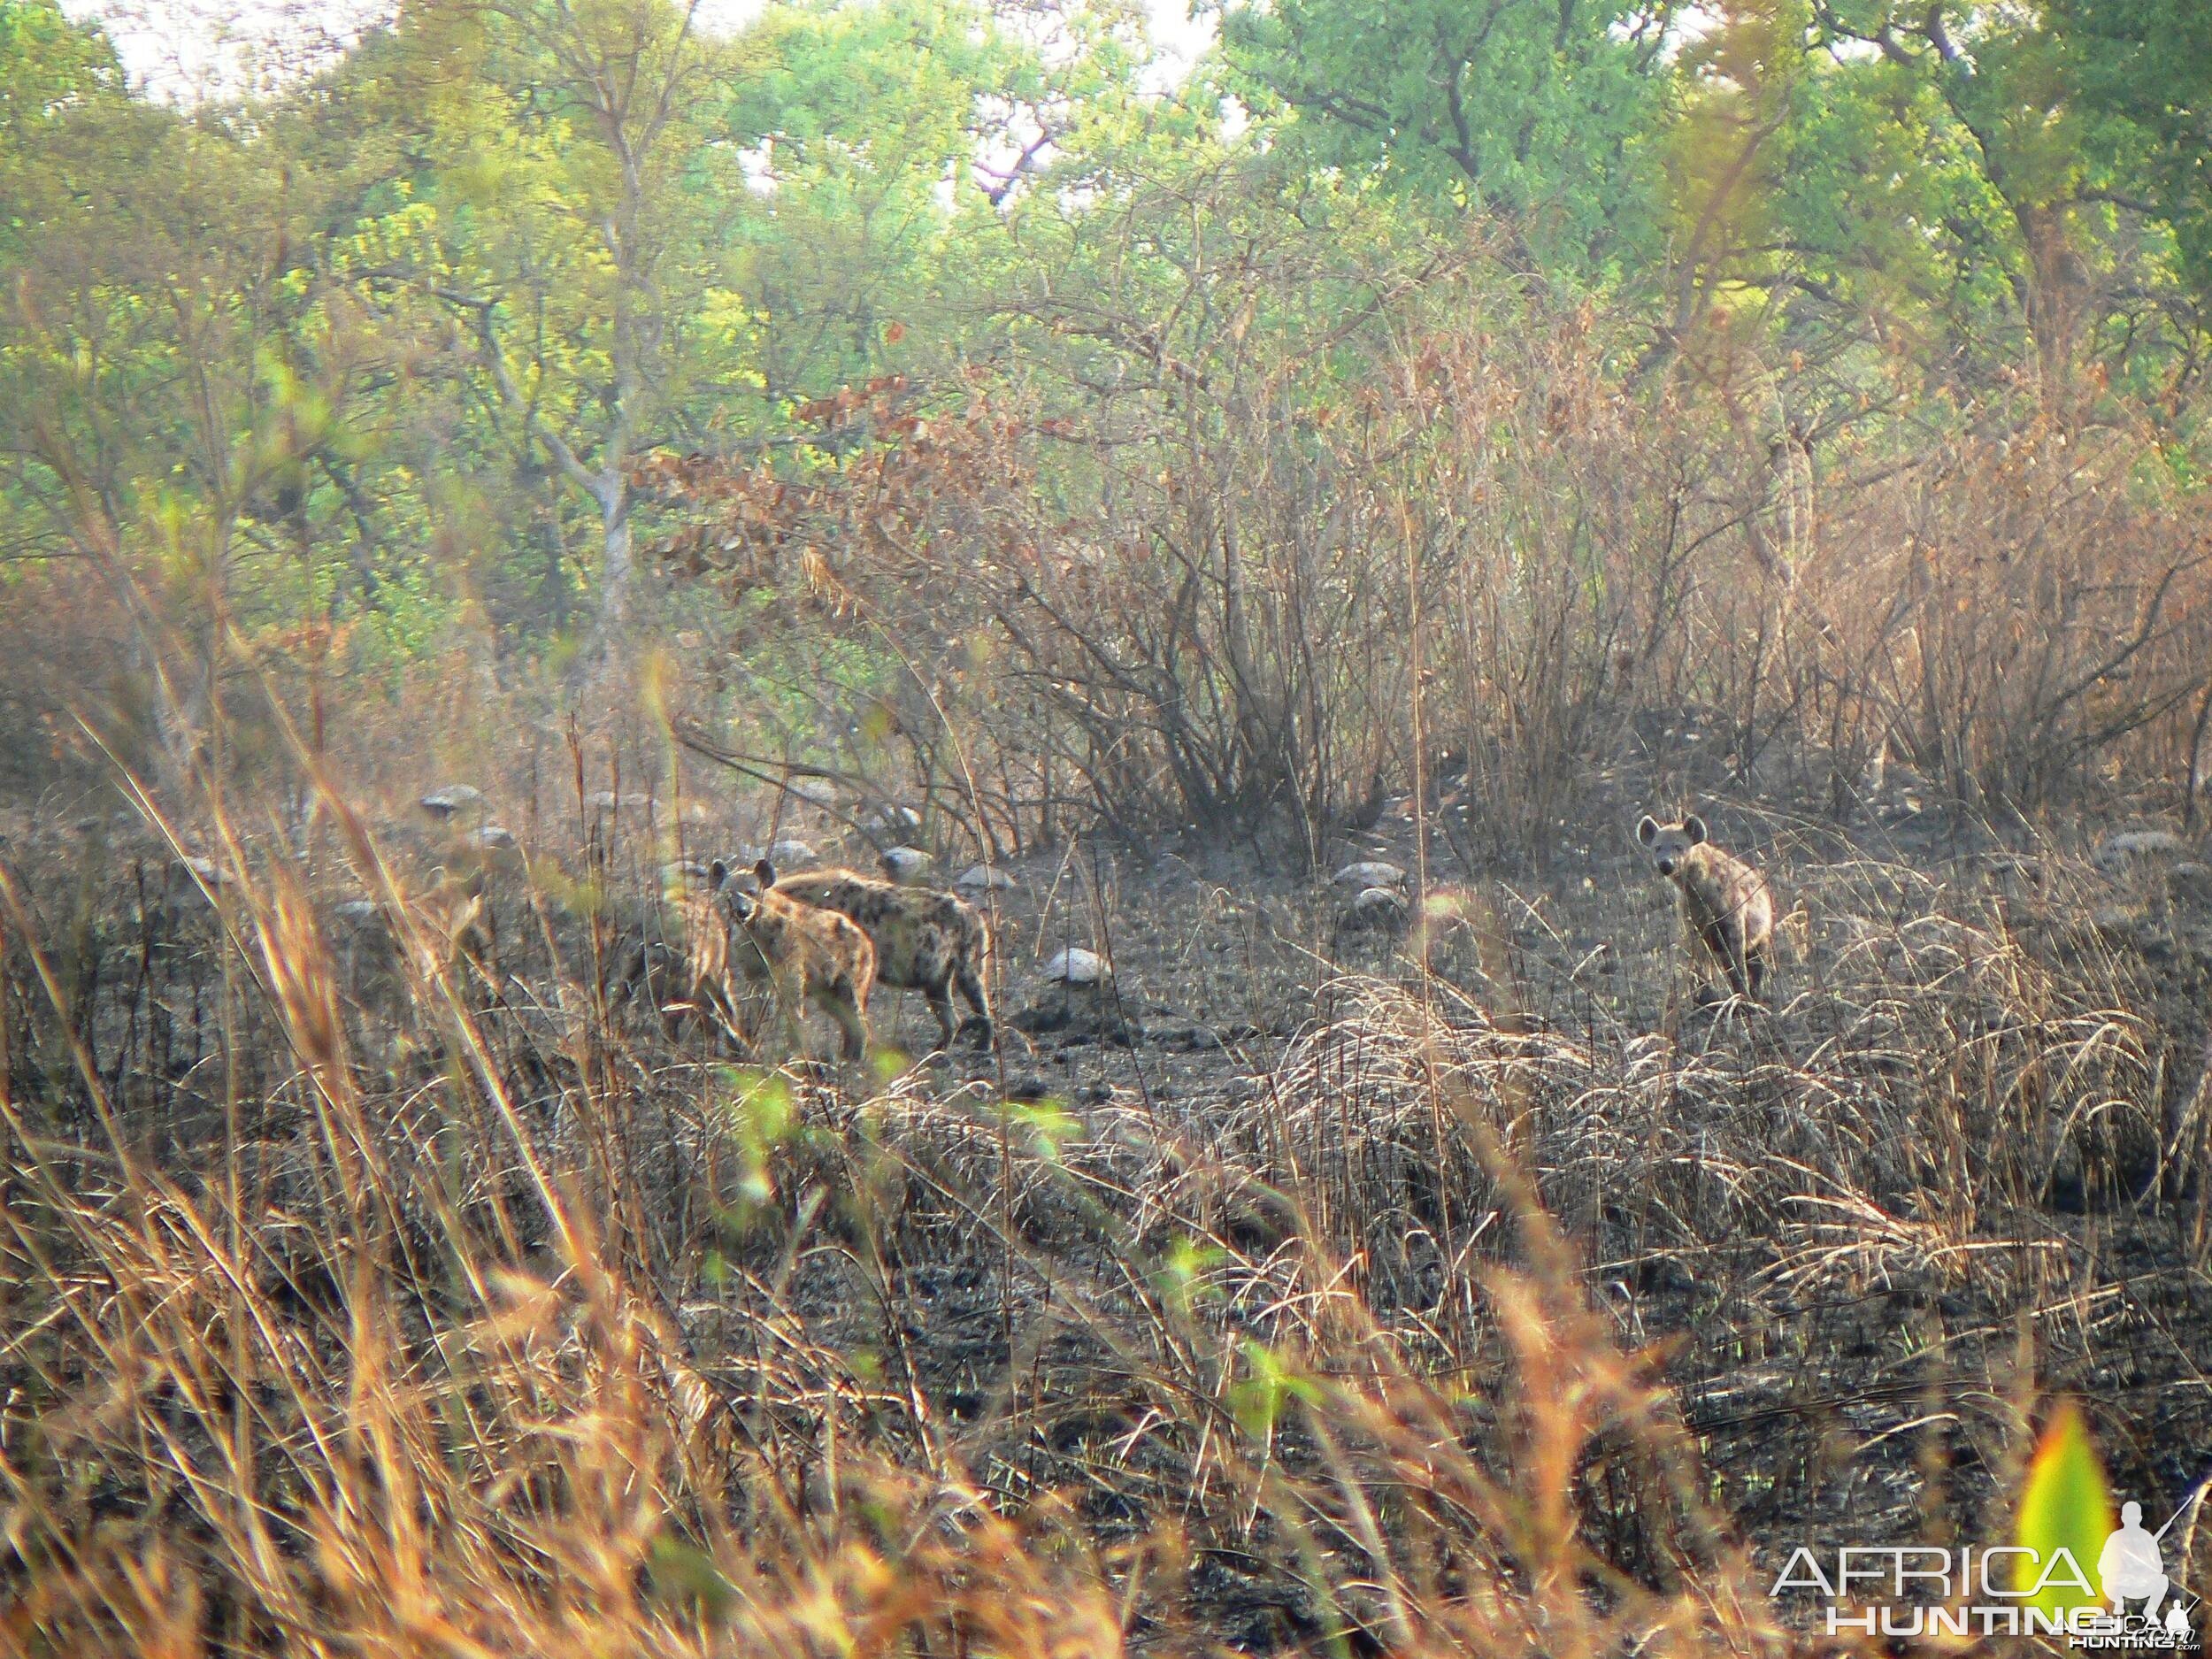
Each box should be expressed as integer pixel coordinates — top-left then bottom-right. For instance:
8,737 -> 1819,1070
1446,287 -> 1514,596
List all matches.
1635,816 -> 1660,846
708,858 -> 729,891
1683,814 -> 1709,845
754,857 -> 777,889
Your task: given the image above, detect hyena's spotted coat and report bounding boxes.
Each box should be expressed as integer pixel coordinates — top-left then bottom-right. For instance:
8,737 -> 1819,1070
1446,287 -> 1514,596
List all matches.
761,856 -> 993,1049
1635,813 -> 1775,1002
713,859 -> 876,1059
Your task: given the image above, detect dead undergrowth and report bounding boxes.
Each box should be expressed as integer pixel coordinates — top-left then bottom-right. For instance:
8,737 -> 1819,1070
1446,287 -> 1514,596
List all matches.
0,773 -> 2208,1655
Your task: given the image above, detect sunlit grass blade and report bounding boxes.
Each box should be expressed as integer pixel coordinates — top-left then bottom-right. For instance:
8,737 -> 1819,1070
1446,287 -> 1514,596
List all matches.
2015,1400 -> 2113,1620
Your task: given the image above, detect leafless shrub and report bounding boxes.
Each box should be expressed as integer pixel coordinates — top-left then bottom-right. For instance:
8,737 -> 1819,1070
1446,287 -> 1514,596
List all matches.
644,233 -> 2211,861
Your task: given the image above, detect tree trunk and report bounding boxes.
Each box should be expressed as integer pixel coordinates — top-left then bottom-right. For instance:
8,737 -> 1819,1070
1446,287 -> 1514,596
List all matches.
2017,203 -> 2089,407
595,472 -> 632,638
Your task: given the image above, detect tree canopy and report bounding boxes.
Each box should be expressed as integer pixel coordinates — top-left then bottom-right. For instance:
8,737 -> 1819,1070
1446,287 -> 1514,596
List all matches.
2,0 -> 2205,676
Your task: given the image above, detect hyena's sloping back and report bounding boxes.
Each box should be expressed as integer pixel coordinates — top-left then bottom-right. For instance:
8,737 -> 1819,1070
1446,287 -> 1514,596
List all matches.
765,864 -> 993,1048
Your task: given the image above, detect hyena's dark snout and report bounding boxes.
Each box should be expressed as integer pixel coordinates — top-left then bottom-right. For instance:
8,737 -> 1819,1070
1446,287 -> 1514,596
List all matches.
1656,858 -> 1676,877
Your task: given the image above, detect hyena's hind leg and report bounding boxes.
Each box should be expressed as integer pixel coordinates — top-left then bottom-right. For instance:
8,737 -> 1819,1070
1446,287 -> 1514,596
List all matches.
1713,919 -> 1756,999
947,956 -> 991,1044
1743,933 -> 1771,1000
1689,918 -> 1732,1004
921,982 -> 959,1050
1709,915 -> 1770,1002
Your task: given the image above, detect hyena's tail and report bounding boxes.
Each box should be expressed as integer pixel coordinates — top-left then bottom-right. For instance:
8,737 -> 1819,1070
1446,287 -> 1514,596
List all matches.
956,910 -> 995,1041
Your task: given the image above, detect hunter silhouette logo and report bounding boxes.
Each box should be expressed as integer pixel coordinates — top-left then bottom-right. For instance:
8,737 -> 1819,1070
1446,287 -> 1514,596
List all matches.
2102,1503 -> 2173,1622
2073,1501 -> 2200,1651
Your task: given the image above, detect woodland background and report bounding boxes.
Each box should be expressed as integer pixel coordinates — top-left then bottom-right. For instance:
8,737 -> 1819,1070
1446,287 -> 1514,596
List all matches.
4,0 -> 2212,1653
6,0 -> 2212,839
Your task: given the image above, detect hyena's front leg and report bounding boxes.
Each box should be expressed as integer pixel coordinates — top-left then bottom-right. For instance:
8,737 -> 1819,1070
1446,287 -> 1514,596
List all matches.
1715,917 -> 1756,999
1688,913 -> 1728,1002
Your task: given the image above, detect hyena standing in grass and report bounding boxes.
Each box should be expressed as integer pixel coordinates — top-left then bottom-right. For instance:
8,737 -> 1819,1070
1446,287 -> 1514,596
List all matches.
623,871 -> 738,1045
711,859 -> 876,1060
760,856 -> 994,1049
1635,813 -> 1775,1002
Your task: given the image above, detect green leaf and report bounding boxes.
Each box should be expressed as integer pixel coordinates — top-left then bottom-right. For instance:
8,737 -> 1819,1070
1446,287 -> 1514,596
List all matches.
647,1537 -> 737,1617
2015,1400 -> 2113,1619
1228,1340 -> 1323,1438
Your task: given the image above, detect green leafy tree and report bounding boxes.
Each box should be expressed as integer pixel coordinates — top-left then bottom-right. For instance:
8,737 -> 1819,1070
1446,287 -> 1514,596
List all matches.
1801,0 -> 2201,396
1212,0 -> 1677,277
346,0 -> 740,641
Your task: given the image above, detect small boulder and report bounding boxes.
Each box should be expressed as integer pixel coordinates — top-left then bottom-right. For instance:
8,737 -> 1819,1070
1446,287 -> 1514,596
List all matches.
879,846 -> 933,883
1041,947 -> 1110,985
419,785 -> 483,819
766,838 -> 819,869
867,804 -> 925,841
1341,886 -> 1409,931
472,824 -> 518,850
1333,860 -> 1408,890
955,864 -> 1017,893
2095,829 -> 2191,872
1013,948 -> 1137,1044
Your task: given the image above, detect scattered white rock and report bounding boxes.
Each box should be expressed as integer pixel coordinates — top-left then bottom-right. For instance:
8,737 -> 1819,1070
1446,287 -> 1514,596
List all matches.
1041,947 -> 1110,985
766,838 -> 819,869
1332,860 -> 1408,890
955,864 -> 1017,892
1014,950 -> 1138,1041
333,898 -> 381,926
868,804 -> 925,840
419,785 -> 482,818
2094,829 -> 2191,871
472,824 -> 518,850
879,845 -> 933,883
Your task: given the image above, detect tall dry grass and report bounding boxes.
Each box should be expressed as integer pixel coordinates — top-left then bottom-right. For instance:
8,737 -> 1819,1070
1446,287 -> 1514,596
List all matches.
2,657 -> 2204,1653
0,821 -> 1786,1653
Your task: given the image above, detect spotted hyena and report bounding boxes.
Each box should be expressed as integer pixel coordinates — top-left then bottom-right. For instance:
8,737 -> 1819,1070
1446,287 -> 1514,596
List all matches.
712,859 -> 875,1060
619,874 -> 740,1045
761,856 -> 993,1049
1635,813 -> 1775,1002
